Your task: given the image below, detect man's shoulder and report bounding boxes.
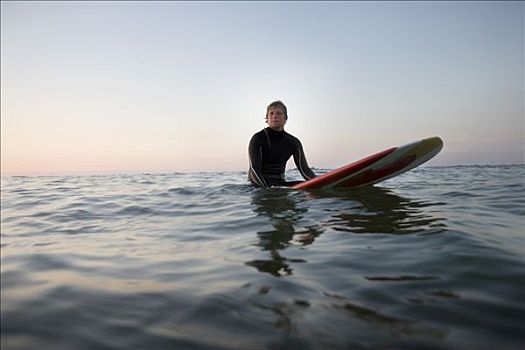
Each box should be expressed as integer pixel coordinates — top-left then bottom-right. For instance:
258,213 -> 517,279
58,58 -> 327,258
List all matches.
250,129 -> 266,142
284,131 -> 301,145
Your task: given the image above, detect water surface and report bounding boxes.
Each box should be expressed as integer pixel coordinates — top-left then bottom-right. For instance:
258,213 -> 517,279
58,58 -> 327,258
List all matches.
2,165 -> 524,349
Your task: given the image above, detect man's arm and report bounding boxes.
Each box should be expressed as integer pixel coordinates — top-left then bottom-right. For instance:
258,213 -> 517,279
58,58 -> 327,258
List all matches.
293,140 -> 316,180
248,134 -> 268,188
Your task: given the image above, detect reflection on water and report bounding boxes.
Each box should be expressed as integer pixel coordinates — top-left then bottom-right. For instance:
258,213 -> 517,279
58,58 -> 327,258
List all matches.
314,186 -> 447,235
322,291 -> 447,340
247,188 -> 323,276
247,186 -> 447,277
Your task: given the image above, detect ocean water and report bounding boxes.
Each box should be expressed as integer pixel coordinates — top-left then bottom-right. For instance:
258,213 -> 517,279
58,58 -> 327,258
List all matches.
1,165 -> 524,350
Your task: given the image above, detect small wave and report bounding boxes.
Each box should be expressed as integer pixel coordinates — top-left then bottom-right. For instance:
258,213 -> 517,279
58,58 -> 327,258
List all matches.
365,275 -> 439,282
115,205 -> 155,216
167,187 -> 197,195
43,225 -> 105,235
441,190 -> 483,198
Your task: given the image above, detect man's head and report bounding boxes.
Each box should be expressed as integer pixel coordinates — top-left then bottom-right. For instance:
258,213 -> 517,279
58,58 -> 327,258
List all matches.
266,100 -> 287,131
266,100 -> 288,120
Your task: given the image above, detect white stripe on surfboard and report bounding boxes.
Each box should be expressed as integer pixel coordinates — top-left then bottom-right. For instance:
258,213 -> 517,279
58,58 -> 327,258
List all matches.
324,138 -> 441,188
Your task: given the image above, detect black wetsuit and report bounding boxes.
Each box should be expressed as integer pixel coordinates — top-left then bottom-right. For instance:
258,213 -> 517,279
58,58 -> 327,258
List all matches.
248,128 -> 316,187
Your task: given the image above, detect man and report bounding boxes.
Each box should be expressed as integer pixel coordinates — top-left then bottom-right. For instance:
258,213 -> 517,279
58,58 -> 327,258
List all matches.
248,100 -> 316,187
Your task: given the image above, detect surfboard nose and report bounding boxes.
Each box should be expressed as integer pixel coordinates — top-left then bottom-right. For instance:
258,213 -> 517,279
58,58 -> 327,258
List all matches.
429,136 -> 444,149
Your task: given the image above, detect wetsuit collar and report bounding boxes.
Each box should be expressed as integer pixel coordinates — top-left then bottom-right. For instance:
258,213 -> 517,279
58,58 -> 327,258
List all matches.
265,127 -> 286,136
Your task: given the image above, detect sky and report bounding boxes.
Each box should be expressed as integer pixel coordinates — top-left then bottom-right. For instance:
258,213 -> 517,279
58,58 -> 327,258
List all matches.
1,1 -> 523,175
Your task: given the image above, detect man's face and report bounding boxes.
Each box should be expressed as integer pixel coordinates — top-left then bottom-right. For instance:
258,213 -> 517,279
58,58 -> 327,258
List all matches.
266,106 -> 286,131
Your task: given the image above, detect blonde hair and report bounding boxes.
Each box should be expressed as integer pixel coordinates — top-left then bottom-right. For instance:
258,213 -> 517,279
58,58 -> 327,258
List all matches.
266,100 -> 288,120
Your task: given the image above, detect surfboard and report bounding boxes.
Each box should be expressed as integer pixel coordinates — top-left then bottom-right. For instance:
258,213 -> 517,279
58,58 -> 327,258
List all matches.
292,136 -> 443,190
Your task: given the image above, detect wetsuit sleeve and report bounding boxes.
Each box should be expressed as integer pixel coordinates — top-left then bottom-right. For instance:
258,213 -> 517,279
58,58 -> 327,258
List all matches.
293,139 -> 316,180
248,134 -> 268,188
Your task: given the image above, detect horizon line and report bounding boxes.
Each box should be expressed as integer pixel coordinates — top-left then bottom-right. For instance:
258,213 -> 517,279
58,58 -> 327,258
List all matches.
2,163 -> 524,178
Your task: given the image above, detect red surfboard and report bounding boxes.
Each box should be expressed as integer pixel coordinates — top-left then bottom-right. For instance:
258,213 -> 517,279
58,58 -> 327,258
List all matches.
292,137 -> 443,190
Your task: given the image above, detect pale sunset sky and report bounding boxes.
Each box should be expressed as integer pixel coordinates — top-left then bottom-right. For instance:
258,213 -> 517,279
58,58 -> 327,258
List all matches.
1,1 -> 523,175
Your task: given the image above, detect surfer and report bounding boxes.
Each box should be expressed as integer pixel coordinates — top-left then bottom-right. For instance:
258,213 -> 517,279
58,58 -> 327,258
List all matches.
248,100 -> 316,187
